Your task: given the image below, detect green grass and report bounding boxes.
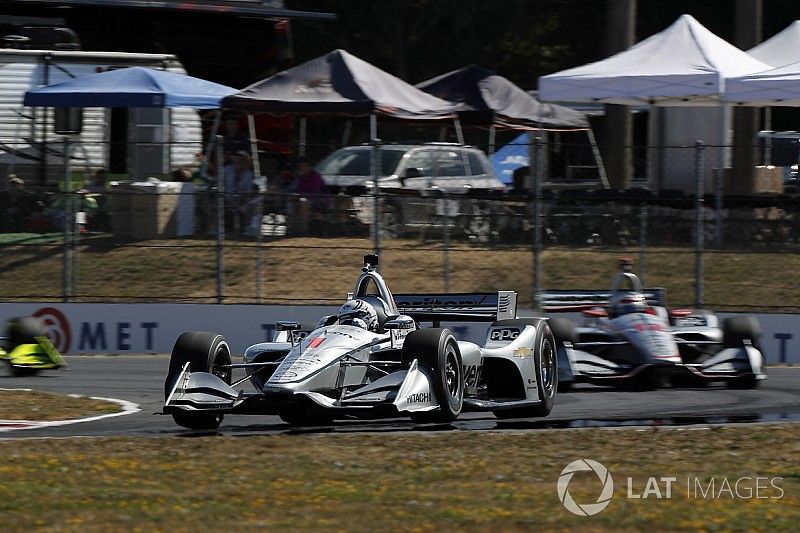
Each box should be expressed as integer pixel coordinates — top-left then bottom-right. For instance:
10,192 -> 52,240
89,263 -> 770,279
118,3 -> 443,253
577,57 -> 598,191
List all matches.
0,424 -> 797,531
0,237 -> 797,310
0,390 -> 121,421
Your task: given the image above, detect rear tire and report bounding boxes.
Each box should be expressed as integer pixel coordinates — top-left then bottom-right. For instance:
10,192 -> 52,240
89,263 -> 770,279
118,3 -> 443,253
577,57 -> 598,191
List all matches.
6,316 -> 47,347
493,323 -> 558,419
722,317 -> 761,350
727,375 -> 760,390
164,332 -> 232,430
548,318 -> 577,345
402,329 -> 464,424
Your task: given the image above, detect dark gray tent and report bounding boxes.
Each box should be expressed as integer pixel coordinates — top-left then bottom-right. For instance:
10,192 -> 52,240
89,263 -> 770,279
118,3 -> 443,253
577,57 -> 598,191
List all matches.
417,65 -> 588,128
221,49 -> 462,119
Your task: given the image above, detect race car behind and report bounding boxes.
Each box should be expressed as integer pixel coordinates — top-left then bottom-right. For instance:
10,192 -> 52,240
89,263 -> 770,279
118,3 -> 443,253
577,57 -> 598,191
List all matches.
545,259 -> 765,390
0,317 -> 66,376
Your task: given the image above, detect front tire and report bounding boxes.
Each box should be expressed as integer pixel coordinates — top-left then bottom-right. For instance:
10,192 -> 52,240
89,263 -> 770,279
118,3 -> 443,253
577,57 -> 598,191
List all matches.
494,323 -> 558,419
402,329 -> 464,424
164,331 -> 232,430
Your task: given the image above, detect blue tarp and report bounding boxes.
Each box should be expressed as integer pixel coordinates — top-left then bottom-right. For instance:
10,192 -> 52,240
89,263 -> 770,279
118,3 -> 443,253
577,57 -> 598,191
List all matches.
24,67 -> 236,108
491,132 -> 531,185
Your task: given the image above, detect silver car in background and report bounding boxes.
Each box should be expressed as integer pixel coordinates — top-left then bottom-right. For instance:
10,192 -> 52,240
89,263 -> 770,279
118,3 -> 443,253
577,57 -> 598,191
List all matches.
316,143 -> 506,240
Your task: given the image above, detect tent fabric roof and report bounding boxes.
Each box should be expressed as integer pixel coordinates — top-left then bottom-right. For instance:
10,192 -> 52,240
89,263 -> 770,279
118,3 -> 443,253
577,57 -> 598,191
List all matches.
23,66 -> 236,108
724,59 -> 800,106
222,49 -> 462,119
417,65 -> 588,128
538,14 -> 771,105
748,21 -> 800,68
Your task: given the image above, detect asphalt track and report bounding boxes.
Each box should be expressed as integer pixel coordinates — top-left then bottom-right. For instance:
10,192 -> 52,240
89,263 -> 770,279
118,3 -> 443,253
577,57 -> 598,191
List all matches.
1,355 -> 798,438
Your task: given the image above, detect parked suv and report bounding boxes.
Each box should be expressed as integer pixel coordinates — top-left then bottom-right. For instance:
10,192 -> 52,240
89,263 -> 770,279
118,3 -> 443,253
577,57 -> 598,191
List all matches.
316,143 -> 506,239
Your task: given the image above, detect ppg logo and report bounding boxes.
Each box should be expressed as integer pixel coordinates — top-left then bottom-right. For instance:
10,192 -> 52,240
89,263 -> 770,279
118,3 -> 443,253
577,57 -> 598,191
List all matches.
489,328 -> 520,341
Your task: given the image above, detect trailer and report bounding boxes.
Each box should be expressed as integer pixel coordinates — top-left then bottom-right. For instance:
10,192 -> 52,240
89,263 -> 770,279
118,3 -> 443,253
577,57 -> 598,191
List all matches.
0,49 -> 203,185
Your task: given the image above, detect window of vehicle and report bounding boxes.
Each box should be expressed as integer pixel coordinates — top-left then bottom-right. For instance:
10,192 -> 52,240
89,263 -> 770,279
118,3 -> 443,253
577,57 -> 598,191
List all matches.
433,150 -> 467,177
401,149 -> 434,177
316,148 -> 406,177
467,151 -> 487,175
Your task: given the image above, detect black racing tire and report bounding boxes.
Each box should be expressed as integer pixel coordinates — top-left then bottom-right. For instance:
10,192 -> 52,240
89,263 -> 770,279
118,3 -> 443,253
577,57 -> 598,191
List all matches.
548,317 -> 578,345
727,374 -> 760,390
722,316 -> 762,351
493,323 -> 558,419
402,328 -> 464,424
557,381 -> 573,392
164,331 -> 232,430
6,316 -> 47,348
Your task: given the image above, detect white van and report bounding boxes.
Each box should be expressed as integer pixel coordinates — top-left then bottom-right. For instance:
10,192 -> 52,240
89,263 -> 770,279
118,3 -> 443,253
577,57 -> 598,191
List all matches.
0,49 -> 202,185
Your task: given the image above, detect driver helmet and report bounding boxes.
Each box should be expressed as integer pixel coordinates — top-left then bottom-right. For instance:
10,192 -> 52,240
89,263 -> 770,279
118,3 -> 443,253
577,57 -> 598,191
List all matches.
338,299 -> 379,331
609,291 -> 647,316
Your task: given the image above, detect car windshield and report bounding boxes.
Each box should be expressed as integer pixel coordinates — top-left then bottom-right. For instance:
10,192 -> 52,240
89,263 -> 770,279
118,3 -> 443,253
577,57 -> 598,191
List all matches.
316,148 -> 407,178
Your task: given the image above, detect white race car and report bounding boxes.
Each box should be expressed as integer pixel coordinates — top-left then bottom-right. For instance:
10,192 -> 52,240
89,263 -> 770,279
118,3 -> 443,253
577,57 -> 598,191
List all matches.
547,259 -> 766,390
163,255 -> 558,429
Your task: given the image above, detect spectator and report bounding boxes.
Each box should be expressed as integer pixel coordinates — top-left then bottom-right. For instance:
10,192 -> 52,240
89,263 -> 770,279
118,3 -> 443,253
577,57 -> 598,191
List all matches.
222,113 -> 249,159
288,156 -> 326,196
85,169 -> 108,193
511,165 -> 530,195
223,150 -> 255,234
4,175 -> 29,231
287,156 -> 329,235
170,167 -> 193,182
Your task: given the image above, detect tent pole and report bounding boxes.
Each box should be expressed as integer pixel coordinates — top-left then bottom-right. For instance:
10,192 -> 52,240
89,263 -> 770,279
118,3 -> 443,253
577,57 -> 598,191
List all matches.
764,108 -> 772,166
454,117 -> 465,144
200,110 -> 222,180
587,126 -> 610,189
715,104 -> 730,248
488,122 -> 496,155
247,112 -> 263,303
342,120 -> 352,146
298,116 -> 307,156
370,113 -> 381,259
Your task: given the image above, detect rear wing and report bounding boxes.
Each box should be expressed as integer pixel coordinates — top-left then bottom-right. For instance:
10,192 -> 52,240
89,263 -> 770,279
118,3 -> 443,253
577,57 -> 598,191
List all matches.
539,288 -> 666,312
394,291 -> 517,323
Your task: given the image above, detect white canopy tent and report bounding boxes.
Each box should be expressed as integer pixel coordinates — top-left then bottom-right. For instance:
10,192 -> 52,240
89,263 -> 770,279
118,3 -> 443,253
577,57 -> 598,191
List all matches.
539,14 -> 771,195
748,21 -> 800,68
538,14 -> 770,106
725,60 -> 800,106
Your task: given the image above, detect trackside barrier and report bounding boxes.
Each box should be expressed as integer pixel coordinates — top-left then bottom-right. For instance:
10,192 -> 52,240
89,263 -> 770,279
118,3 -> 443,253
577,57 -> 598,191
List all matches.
0,303 -> 797,363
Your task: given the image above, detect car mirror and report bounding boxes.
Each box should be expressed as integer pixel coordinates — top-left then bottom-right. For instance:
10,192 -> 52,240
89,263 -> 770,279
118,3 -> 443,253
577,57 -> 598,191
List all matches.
276,321 -> 301,332
384,316 -> 415,330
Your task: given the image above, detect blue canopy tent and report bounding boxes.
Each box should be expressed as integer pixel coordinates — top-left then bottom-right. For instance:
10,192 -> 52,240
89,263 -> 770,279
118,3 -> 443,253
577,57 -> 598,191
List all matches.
23,66 -> 237,181
23,66 -> 236,108
491,132 -> 530,186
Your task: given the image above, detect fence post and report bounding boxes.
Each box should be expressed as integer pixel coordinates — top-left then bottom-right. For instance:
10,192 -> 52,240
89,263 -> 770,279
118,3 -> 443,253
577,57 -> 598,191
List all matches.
216,135 -> 225,304
531,132 -> 544,307
443,199 -> 451,293
247,113 -> 263,303
694,141 -> 705,308
369,114 -> 382,259
639,203 -> 647,286
62,138 -> 72,303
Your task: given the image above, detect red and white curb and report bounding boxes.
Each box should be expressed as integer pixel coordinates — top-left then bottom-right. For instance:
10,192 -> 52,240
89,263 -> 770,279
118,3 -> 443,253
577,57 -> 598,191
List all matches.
0,389 -> 140,432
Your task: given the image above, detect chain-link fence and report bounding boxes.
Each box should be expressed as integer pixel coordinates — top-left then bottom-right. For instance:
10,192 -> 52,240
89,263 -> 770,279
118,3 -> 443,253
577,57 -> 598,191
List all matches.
1,136 -> 798,311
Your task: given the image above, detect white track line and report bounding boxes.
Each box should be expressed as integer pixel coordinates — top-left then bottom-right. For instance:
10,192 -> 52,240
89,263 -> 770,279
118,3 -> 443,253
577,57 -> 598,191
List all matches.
0,389 -> 140,432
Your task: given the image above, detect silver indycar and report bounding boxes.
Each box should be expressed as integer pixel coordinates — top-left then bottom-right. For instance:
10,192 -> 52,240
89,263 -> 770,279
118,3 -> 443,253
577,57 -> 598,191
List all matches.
548,259 -> 766,390
163,255 -> 558,429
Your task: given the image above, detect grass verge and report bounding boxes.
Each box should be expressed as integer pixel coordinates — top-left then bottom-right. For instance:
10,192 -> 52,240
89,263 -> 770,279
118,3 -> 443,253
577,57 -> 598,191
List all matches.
0,237 -> 798,310
0,390 -> 121,421
0,424 -> 797,530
